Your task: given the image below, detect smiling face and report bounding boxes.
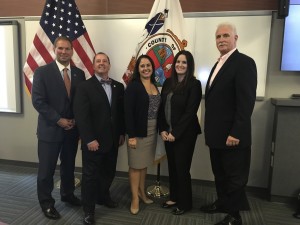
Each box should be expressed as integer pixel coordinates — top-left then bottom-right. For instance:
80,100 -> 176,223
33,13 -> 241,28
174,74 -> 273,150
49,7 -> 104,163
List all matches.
138,58 -> 153,80
175,54 -> 188,76
54,39 -> 73,66
93,53 -> 111,78
215,25 -> 238,56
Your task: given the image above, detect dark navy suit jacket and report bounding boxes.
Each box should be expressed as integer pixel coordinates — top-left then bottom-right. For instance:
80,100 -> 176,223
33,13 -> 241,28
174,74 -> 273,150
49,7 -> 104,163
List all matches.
32,61 -> 86,142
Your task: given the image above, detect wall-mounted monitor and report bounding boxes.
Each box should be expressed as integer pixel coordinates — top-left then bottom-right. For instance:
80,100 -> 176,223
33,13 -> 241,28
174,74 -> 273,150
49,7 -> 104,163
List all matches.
281,0 -> 300,71
0,21 -> 22,113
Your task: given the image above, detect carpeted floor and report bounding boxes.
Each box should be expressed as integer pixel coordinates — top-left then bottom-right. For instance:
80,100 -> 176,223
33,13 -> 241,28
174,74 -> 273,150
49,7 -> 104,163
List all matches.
0,162 -> 299,225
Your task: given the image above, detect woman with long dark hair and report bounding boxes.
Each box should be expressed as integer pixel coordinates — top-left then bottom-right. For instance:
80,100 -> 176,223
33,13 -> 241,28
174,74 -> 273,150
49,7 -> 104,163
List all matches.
124,55 -> 161,215
159,50 -> 202,215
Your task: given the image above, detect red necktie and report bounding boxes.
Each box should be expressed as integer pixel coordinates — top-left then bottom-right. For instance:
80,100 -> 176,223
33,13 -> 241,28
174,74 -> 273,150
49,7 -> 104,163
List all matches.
63,68 -> 71,97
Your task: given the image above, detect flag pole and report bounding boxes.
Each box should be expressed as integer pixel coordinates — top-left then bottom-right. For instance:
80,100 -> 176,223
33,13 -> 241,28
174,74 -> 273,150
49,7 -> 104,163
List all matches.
146,162 -> 169,198
55,177 -> 81,189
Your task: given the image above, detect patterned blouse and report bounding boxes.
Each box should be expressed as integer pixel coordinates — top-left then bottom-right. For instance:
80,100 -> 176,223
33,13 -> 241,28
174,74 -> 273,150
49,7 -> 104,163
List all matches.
148,94 -> 161,119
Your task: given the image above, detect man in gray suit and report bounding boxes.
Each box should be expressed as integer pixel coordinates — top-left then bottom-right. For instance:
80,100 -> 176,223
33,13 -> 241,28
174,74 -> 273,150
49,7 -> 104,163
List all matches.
201,23 -> 257,225
73,52 -> 125,225
32,36 -> 85,220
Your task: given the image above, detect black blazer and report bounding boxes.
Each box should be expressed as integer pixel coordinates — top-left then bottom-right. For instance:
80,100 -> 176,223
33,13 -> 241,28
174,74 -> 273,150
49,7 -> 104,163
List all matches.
124,80 -> 157,138
158,77 -> 202,139
73,75 -> 125,153
32,61 -> 85,142
204,50 -> 257,149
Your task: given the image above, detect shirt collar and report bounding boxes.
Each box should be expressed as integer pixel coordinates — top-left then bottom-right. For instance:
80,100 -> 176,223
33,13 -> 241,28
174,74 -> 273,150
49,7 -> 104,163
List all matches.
95,74 -> 110,82
56,60 -> 71,72
218,48 -> 237,62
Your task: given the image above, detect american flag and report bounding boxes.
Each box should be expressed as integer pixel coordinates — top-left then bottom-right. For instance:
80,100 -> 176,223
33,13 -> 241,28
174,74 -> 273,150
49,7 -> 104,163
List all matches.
23,0 -> 95,94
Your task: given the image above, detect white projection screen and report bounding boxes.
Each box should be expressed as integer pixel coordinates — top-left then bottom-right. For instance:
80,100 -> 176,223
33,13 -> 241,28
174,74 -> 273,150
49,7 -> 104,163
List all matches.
0,21 -> 22,113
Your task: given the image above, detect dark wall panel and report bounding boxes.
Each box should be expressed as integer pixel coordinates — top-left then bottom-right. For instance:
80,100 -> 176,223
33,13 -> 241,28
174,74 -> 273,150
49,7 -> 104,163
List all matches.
0,0 -> 276,17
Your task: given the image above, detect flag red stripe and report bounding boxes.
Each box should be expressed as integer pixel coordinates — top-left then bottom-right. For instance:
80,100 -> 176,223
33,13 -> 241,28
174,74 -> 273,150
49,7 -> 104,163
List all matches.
33,36 -> 53,64
26,53 -> 39,74
72,38 -> 94,76
83,33 -> 95,53
24,73 -> 32,93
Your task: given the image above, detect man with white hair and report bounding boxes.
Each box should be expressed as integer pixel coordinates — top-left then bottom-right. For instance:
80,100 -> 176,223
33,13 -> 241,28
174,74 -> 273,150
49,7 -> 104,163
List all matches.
201,22 -> 257,225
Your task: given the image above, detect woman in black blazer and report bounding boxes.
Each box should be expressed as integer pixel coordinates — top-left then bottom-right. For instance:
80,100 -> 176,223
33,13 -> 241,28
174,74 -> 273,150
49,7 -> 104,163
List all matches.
124,55 -> 161,215
158,50 -> 202,215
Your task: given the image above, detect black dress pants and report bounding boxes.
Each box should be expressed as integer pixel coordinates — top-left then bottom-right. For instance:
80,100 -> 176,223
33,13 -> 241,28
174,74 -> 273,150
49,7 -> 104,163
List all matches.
37,129 -> 79,209
81,147 -> 118,213
209,146 -> 251,212
164,131 -> 198,211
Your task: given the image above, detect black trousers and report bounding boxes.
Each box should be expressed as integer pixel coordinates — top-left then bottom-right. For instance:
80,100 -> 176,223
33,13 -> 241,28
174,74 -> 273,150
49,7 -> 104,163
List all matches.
37,129 -> 79,209
164,131 -> 198,211
81,147 -> 118,213
209,146 -> 251,212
